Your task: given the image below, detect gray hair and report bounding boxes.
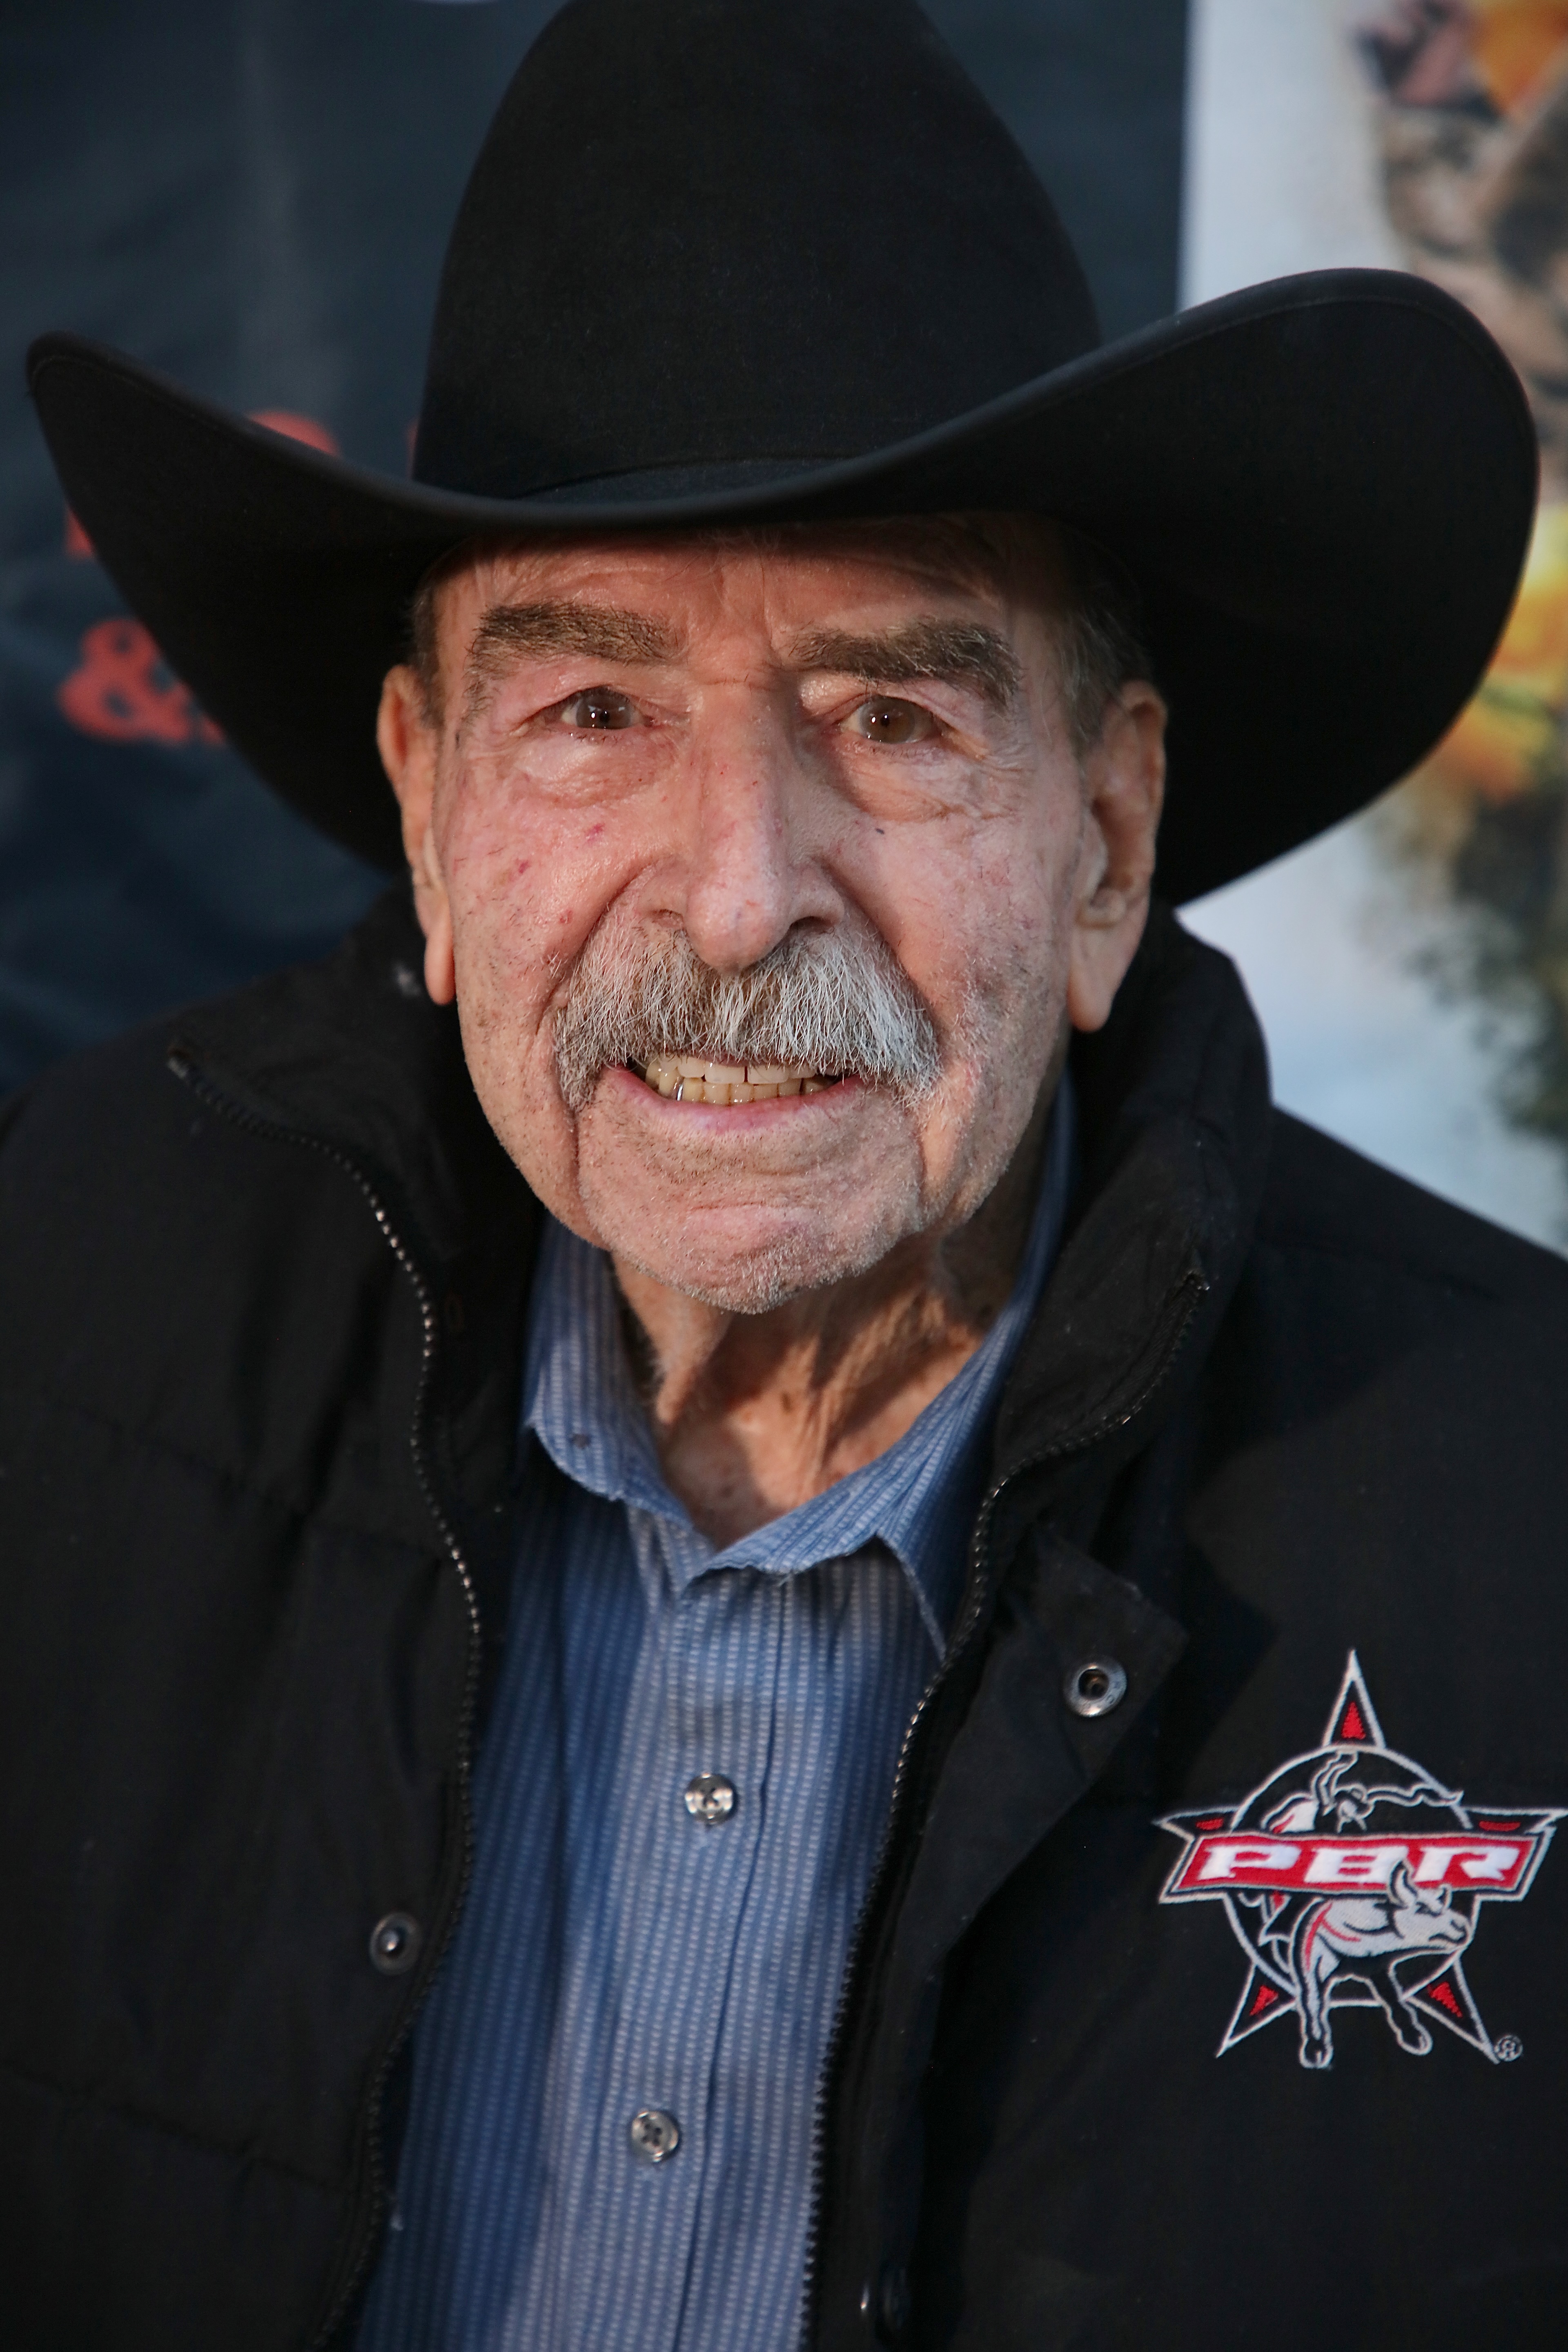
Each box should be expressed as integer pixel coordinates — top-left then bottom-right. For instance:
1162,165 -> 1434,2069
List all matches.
1051,528 -> 1157,759
552,915 -> 944,1112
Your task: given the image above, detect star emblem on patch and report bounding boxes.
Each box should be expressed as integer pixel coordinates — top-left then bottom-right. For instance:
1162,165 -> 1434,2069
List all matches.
1158,1653 -> 1562,2070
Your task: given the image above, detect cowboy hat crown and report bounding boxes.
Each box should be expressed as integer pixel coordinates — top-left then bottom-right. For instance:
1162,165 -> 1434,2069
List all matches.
28,0 -> 1537,898
414,0 -> 1099,501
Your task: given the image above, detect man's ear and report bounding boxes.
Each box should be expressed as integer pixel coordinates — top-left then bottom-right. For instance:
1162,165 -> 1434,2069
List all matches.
1065,680 -> 1166,1033
377,664 -> 456,1005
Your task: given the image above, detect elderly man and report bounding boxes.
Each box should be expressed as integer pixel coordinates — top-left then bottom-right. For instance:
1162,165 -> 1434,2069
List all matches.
9,3 -> 1568,2348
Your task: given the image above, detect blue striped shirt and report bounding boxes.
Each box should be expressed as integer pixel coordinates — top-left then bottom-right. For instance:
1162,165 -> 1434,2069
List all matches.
357,1080 -> 1075,2352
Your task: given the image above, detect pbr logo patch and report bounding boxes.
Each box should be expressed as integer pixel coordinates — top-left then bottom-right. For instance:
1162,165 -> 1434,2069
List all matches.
1158,1653 -> 1561,2070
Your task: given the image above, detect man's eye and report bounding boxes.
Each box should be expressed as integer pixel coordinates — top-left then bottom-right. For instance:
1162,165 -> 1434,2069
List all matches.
556,687 -> 637,731
846,697 -> 935,745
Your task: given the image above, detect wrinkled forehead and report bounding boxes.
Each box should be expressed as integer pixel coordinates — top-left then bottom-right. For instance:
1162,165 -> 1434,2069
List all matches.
428,511 -> 1073,643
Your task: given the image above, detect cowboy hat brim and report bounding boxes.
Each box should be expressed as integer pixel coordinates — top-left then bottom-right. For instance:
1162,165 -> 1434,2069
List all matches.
28,266 -> 1535,904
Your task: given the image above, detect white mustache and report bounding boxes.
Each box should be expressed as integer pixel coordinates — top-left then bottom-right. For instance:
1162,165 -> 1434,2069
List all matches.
552,920 -> 943,1113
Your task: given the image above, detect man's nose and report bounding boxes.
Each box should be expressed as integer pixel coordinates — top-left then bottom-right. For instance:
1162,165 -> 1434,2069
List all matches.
670,708 -> 840,973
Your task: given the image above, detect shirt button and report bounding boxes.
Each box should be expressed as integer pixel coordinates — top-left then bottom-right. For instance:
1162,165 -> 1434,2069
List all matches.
628,2107 -> 681,2164
683,1772 -> 738,1826
1063,1657 -> 1128,1718
368,1912 -> 422,1974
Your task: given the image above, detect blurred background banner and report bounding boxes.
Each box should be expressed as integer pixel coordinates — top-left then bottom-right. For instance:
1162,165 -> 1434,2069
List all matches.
12,1 -> 1568,1254
1183,0 -> 1568,1248
0,0 -> 1186,1096
0,0 -> 557,1090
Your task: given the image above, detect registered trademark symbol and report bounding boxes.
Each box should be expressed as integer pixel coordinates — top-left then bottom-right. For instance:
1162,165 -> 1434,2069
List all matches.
1495,2034 -> 1523,2062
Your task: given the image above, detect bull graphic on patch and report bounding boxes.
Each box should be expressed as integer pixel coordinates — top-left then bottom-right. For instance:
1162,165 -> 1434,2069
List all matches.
1158,1654 -> 1561,2070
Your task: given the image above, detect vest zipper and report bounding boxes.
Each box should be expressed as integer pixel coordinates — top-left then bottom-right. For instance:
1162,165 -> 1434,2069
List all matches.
165,1049 -> 484,2348
797,1260 -> 1207,2347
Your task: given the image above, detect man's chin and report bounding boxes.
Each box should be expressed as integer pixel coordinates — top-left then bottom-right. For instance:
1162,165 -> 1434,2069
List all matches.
603,1206 -> 908,1312
578,1183 -> 923,1315
568,1070 -> 929,1307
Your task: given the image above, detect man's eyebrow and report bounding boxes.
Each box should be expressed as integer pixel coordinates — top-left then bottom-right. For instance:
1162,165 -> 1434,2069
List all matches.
786,618 -> 1023,709
464,600 -> 684,719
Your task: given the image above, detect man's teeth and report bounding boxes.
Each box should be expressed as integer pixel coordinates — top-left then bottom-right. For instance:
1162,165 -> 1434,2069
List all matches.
639,1053 -> 839,1105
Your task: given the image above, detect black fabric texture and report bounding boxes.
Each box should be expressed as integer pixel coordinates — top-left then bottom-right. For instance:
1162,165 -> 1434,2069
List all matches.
416,0 -> 1098,493
23,0 -> 1537,901
2,890 -> 1568,2345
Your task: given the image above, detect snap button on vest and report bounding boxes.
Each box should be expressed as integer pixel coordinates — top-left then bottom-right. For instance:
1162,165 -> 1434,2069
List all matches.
1064,1657 -> 1128,1717
875,2260 -> 911,2341
369,1912 -> 422,1974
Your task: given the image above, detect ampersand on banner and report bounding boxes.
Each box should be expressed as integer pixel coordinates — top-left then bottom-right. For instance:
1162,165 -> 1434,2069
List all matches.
57,618 -> 223,747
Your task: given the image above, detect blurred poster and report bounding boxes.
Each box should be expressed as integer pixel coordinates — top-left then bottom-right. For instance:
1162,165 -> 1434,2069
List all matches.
1184,0 -> 1568,1248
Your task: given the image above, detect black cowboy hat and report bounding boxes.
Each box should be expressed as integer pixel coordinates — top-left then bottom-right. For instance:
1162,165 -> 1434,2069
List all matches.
26,0 -> 1535,903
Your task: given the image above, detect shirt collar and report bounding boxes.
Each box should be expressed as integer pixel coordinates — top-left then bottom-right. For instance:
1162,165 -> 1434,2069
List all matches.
523,1074 -> 1077,1653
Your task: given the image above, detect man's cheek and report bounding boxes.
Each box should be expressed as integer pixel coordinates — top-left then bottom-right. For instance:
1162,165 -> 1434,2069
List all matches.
446,822 -> 585,982
935,910 -> 1045,1047
449,902 -> 560,1060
